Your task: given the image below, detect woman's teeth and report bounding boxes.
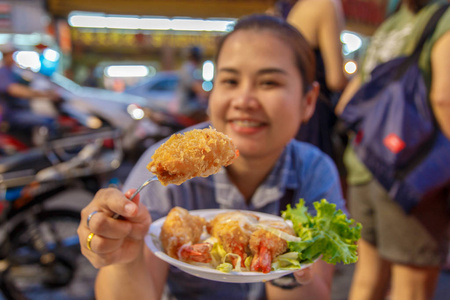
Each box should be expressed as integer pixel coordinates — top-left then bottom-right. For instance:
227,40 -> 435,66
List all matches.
232,120 -> 262,127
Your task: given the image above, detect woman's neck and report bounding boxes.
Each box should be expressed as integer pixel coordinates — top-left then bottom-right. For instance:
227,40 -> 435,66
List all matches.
226,152 -> 281,204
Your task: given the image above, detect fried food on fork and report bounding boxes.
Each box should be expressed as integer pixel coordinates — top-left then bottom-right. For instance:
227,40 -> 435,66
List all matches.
147,127 -> 238,186
160,207 -> 208,261
206,211 -> 260,267
249,220 -> 296,273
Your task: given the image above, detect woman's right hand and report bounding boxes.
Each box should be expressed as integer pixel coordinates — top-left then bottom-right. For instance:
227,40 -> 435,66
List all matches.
77,187 -> 152,269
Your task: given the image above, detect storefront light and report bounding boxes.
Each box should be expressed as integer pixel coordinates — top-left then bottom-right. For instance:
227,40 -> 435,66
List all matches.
43,48 -> 60,62
104,65 -> 149,78
341,31 -> 363,55
202,60 -> 214,82
344,61 -> 358,75
13,51 -> 41,72
68,12 -> 235,32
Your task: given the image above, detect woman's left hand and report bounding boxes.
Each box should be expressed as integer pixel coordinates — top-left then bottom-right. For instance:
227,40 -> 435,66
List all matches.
293,266 -> 314,285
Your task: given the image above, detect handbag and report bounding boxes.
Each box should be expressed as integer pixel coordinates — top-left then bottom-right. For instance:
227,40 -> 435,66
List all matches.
340,4 -> 450,213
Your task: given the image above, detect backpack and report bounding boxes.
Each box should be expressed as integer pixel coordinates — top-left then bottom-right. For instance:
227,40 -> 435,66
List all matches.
340,4 -> 450,213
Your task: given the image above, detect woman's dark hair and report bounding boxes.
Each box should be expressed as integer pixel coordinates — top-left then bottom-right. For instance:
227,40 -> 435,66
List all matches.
215,14 -> 315,94
403,0 -> 431,12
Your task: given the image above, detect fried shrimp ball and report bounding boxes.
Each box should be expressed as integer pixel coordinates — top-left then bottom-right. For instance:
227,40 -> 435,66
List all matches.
147,127 -> 238,186
160,207 -> 207,259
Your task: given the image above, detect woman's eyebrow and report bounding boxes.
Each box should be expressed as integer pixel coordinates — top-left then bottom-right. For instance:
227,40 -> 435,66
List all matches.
217,68 -> 288,75
217,68 -> 238,74
257,68 -> 288,75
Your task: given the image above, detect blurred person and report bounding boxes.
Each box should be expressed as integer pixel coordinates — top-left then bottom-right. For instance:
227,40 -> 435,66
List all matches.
287,0 -> 349,196
335,1 -> 450,299
175,46 -> 209,123
77,14 -> 348,300
0,43 -> 61,145
266,0 -> 298,19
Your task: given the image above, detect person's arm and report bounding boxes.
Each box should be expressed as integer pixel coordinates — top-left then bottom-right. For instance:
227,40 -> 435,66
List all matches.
317,0 -> 348,91
266,260 -> 334,300
334,74 -> 362,115
430,30 -> 450,139
287,0 -> 348,92
7,82 -> 60,102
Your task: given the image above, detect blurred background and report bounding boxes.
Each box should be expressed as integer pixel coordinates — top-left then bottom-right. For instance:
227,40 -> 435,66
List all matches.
0,0 -> 447,299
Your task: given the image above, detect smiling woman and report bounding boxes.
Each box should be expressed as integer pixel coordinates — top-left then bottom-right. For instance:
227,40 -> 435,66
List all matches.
77,14 -> 347,300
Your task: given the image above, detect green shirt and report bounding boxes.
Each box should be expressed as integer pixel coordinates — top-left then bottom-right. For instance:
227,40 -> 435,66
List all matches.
345,1 -> 450,185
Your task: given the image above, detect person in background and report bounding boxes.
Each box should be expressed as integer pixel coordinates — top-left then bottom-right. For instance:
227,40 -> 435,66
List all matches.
176,46 -> 209,122
77,14 -> 347,300
335,0 -> 450,299
0,43 -> 61,145
286,0 -> 349,196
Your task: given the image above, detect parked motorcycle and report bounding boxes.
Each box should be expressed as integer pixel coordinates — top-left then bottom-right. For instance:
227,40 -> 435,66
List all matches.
0,128 -> 122,299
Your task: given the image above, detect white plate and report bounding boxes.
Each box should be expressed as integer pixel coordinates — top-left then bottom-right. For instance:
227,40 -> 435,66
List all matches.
146,209 -> 315,283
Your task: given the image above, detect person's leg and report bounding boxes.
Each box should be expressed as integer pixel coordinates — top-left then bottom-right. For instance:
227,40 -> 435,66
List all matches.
390,263 -> 440,300
349,239 -> 391,300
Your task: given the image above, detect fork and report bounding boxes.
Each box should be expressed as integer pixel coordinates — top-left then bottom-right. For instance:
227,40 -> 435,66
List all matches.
112,175 -> 158,219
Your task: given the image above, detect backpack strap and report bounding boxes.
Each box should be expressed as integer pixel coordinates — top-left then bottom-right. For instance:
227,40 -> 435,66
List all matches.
396,4 -> 449,79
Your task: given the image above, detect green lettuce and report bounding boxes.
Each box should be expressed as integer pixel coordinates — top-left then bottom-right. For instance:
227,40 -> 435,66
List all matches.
282,199 -> 362,265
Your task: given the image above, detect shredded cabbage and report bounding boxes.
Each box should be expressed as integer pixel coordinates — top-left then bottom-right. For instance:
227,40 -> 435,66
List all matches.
271,252 -> 302,270
256,223 -> 302,242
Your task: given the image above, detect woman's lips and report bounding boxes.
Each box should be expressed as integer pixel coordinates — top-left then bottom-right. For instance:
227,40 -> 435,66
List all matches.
228,119 -> 267,134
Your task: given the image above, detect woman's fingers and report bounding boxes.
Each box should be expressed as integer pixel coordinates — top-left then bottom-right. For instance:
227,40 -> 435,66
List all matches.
293,266 -> 314,285
77,187 -> 151,268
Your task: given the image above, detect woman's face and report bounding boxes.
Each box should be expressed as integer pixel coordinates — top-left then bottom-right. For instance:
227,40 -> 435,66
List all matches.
209,29 -> 316,159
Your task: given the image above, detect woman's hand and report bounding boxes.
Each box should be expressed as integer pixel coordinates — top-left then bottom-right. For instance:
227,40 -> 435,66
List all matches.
293,266 -> 314,285
77,187 -> 151,269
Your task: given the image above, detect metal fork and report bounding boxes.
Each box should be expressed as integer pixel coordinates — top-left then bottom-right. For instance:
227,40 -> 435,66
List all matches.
112,175 -> 158,219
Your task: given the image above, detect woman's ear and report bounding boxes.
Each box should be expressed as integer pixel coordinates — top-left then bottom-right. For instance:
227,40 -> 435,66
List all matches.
301,81 -> 319,123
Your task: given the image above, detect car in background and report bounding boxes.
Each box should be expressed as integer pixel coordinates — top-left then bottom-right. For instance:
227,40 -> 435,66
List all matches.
124,71 -> 180,113
124,71 -> 208,129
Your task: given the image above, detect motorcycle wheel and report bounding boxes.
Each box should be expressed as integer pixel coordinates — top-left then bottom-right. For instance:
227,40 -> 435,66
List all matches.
2,209 -> 97,300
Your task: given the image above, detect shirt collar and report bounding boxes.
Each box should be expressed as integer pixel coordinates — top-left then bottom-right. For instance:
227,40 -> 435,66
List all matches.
214,141 -> 299,210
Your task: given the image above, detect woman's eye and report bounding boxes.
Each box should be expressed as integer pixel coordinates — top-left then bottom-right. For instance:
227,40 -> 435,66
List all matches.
260,80 -> 279,88
220,78 -> 238,86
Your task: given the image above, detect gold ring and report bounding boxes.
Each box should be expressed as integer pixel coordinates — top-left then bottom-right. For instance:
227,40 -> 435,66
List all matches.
87,232 -> 95,251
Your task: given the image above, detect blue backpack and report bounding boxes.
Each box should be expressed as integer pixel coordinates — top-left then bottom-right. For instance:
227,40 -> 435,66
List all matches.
340,4 -> 450,213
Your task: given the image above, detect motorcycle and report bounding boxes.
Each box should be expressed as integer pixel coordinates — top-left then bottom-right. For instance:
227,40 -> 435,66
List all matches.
0,128 -> 122,300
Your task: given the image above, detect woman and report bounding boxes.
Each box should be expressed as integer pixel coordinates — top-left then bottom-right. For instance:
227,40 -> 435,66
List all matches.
287,0 -> 348,161
77,14 -> 346,299
336,1 -> 450,299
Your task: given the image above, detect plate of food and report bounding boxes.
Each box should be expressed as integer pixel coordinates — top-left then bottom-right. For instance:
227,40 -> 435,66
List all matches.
146,208 -> 316,283
145,199 -> 363,284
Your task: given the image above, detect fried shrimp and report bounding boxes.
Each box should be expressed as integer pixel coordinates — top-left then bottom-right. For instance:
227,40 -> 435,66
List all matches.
206,211 -> 259,267
147,127 -> 238,186
249,220 -> 296,273
160,207 -> 207,261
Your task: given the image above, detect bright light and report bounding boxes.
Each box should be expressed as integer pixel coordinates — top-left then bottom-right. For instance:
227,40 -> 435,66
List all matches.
104,65 -> 149,78
43,48 -> 60,62
341,31 -> 362,54
202,60 -> 214,82
344,61 -> 358,75
69,15 -> 107,28
68,12 -> 235,32
202,81 -> 213,92
127,104 -> 145,120
13,51 -> 41,72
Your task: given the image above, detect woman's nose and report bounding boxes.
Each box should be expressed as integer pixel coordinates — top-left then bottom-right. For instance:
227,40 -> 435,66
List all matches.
231,85 -> 260,110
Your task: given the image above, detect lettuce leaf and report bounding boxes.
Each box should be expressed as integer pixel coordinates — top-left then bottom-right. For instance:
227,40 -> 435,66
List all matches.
282,199 -> 362,265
